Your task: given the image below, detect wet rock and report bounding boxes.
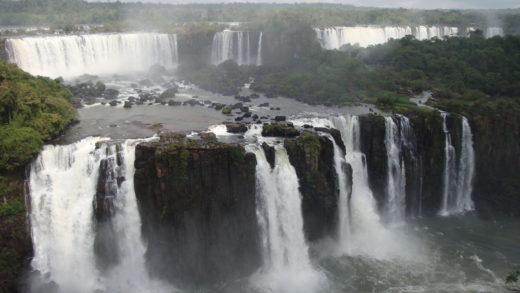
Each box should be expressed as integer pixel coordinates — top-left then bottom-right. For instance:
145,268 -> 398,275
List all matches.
284,131 -> 342,242
235,95 -> 251,102
225,123 -> 248,133
261,142 -> 275,169
199,132 -> 217,142
242,112 -> 252,118
159,87 -> 178,100
123,101 -> 132,108
261,123 -> 299,137
274,116 -> 286,122
232,103 -> 243,110
109,100 -> 118,106
252,114 -> 259,120
102,88 -> 119,100
168,100 -> 181,106
259,103 -> 269,107
134,136 -> 260,284
222,107 -> 232,115
139,79 -> 153,87
183,99 -> 200,106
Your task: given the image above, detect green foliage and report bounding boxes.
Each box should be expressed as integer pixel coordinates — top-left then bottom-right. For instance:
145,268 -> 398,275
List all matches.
0,0 -> 499,28
0,62 -> 77,172
507,271 -> 520,284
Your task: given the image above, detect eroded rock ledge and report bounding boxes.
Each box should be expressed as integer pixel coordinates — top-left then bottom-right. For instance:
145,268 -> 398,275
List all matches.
134,132 -> 260,286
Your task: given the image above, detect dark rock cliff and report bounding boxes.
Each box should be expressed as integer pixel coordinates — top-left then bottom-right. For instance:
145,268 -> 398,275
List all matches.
406,111 -> 446,216
133,133 -> 260,286
358,112 -> 447,216
0,38 -> 7,62
469,108 -> 520,217
284,131 -> 340,242
358,114 -> 388,211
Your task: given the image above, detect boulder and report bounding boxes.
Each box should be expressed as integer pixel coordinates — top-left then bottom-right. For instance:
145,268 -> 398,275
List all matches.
226,123 -> 248,133
261,123 -> 299,137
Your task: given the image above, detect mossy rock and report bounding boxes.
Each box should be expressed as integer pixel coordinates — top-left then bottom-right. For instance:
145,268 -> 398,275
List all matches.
222,107 -> 232,115
261,123 -> 300,137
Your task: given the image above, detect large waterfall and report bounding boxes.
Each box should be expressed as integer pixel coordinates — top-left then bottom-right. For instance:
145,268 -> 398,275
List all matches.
439,114 -> 475,216
384,116 -> 407,225
327,134 -> 352,254
28,137 -> 172,293
6,33 -> 178,79
211,30 -> 263,66
315,26 -> 459,49
249,144 -> 326,293
331,115 -> 389,256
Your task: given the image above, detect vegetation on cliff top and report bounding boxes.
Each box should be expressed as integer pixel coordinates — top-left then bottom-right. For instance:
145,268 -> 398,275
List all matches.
1,0 -> 516,29
0,61 -> 77,292
0,62 -> 77,171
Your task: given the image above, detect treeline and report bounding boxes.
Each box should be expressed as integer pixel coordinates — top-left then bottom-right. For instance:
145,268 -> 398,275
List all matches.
0,0 -> 517,30
0,61 -> 76,292
0,62 -> 77,172
249,29 -> 520,114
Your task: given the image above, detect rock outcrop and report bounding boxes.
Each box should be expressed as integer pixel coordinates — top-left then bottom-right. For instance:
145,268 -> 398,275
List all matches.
133,133 -> 260,286
284,131 -> 339,242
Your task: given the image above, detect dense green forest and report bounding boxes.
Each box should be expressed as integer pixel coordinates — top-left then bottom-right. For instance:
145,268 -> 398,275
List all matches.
249,30 -> 520,113
0,0 -> 519,32
0,61 -> 76,292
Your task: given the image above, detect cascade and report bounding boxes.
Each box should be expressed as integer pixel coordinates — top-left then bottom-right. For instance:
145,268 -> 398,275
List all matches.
331,115 -> 385,253
455,117 -> 475,212
439,114 -> 475,215
485,27 -> 504,38
211,30 -> 262,66
323,133 -> 352,254
248,143 -> 325,292
28,137 -> 172,293
398,115 -> 422,217
6,33 -> 178,79
384,116 -> 407,225
315,26 -> 459,49
256,32 -> 263,66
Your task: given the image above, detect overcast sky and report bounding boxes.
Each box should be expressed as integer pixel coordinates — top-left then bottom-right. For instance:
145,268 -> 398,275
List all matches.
115,0 -> 520,9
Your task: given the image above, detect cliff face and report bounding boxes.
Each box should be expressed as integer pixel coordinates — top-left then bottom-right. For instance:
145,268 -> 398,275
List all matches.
133,133 -> 260,286
358,112 -> 447,216
0,174 -> 32,293
0,38 -> 7,62
358,115 -> 388,211
284,131 -> 341,242
176,30 -> 216,67
470,108 -> 520,217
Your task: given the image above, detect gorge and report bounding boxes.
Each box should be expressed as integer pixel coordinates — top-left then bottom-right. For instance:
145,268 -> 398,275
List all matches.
0,5 -> 519,292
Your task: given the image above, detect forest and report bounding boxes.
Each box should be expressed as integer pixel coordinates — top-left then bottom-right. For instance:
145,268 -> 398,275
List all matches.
0,0 -> 520,32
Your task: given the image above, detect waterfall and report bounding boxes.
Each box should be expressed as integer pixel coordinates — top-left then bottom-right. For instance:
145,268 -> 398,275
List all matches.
439,114 -> 475,216
485,27 -> 504,38
315,26 -> 459,49
256,32 -> 263,66
6,33 -> 178,79
324,133 -> 352,254
455,117 -> 475,212
384,116 -> 407,225
331,116 -> 385,253
399,115 -> 422,217
211,30 -> 262,66
28,137 -> 172,293
249,144 -> 326,293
